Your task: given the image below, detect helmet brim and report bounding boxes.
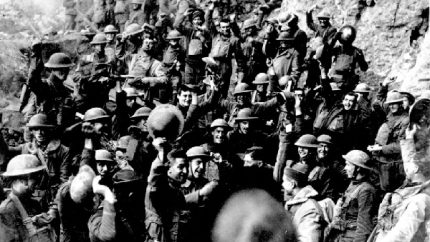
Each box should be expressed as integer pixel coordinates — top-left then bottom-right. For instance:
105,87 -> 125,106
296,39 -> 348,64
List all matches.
2,165 -> 45,177
44,63 -> 74,68
235,117 -> 259,122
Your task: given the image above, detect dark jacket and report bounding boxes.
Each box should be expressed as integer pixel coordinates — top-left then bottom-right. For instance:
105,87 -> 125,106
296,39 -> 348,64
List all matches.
269,48 -> 301,92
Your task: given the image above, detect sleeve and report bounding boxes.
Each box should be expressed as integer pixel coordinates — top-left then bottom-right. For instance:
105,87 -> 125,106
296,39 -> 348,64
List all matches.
27,59 -> 47,98
88,202 -> 116,242
378,195 -> 429,242
60,146 -> 73,183
354,187 -> 375,242
296,206 -> 323,242
185,190 -> 201,205
355,48 -> 368,72
173,12 -> 191,36
252,96 -> 280,117
400,138 -> 416,164
289,52 -> 301,85
306,11 -> 317,32
112,90 -> 129,139
233,39 -> 246,73
147,157 -> 169,190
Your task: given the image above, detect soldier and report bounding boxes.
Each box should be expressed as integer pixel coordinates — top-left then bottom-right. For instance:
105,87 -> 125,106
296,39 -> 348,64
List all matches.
181,146 -> 218,242
55,165 -> 96,242
27,51 -> 76,129
369,124 -> 430,242
86,0 -> 115,30
268,31 -> 301,94
228,108 -> 268,154
368,91 -> 409,192
208,18 -> 246,97
279,13 -> 307,62
114,0 -> 130,32
162,30 -> 186,102
251,73 -> 270,103
306,6 -> 337,44
241,19 -> 267,84
117,23 -> 144,58
127,0 -> 146,26
125,37 -> 168,104
283,163 -> 325,242
326,150 -> 376,242
63,0 -> 78,30
16,114 -> 72,207
326,25 -> 368,93
174,8 -> 212,85
0,154 -> 57,241
75,33 -> 116,111
103,24 -> 119,50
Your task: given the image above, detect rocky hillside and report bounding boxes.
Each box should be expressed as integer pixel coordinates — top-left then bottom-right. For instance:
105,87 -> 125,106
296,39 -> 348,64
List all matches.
280,0 -> 429,94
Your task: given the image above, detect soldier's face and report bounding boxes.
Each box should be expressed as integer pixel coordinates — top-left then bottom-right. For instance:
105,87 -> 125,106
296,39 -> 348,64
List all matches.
243,153 -> 262,167
239,121 -> 250,134
96,161 -> 115,177
402,97 -> 410,110
52,68 -> 70,81
318,19 -> 329,27
342,94 -> 356,110
12,175 -> 39,197
236,94 -> 250,106
190,158 -> 205,179
92,121 -> 108,135
389,103 -> 401,114
344,161 -> 356,179
106,33 -> 115,42
177,90 -> 192,107
220,22 -> 230,36
132,3 -> 141,10
93,44 -> 104,54
317,143 -> 330,159
142,39 -> 154,52
297,146 -> 310,159
256,85 -> 265,93
193,17 -> 203,27
137,118 -> 148,132
31,128 -> 50,144
212,127 -> 227,144
168,158 -> 188,183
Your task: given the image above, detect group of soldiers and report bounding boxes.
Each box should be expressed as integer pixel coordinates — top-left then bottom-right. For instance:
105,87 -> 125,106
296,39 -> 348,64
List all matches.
1,0 -> 430,242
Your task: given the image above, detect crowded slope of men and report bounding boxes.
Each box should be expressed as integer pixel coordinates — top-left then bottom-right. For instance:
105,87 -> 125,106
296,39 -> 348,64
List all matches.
1,0 -> 430,241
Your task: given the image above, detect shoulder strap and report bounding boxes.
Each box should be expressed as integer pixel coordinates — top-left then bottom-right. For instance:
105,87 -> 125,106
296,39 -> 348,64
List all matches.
9,193 -> 30,220
342,182 -> 367,208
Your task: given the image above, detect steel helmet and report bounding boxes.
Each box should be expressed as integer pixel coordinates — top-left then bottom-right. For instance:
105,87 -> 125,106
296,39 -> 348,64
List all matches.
354,83 -> 372,93
131,0 -> 144,4
166,30 -> 182,40
27,114 -> 55,129
342,150 -> 372,170
45,53 -> 74,68
316,10 -> 331,19
147,104 -> 184,141
131,106 -> 152,119
235,108 -> 259,122
242,19 -> 257,30
233,83 -> 253,96
385,91 -> 404,105
90,33 -> 108,45
104,25 -> 118,34
124,23 -> 143,36
294,134 -> 319,148
186,146 -> 211,160
2,154 -> 45,177
317,134 -> 332,145
253,73 -> 269,85
210,118 -> 230,129
95,149 -> 115,162
338,25 -> 357,45
83,107 -> 110,122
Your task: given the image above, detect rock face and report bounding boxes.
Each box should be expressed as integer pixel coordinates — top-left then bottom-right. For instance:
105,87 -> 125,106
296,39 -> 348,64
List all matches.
280,0 -> 429,94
